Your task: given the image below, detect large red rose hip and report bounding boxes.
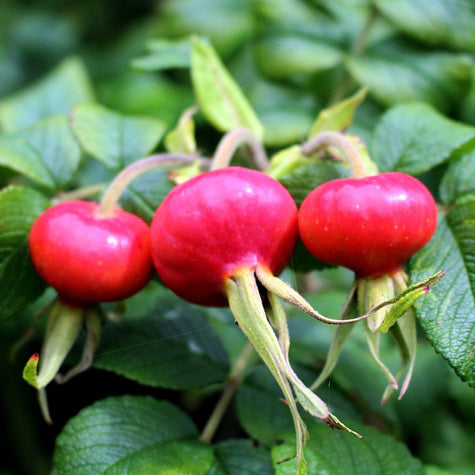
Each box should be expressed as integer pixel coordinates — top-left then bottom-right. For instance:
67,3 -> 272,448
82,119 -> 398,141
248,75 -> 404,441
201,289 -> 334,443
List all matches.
298,172 -> 437,277
29,200 -> 152,304
150,167 -> 298,306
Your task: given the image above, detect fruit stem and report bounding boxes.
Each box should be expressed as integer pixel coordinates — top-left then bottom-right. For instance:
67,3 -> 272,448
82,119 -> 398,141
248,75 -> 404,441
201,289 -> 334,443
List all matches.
211,127 -> 269,171
200,342 -> 256,444
98,153 -> 210,217
301,131 -> 368,178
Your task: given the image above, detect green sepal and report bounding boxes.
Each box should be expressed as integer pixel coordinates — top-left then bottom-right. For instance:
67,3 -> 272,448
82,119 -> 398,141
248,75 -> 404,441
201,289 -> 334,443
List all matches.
22,353 -> 40,389
22,299 -> 84,390
382,308 -> 418,402
359,275 -> 395,333
55,307 -> 102,384
379,269 -> 445,333
225,269 -> 308,474
310,285 -> 357,391
164,105 -> 198,155
379,287 -> 428,333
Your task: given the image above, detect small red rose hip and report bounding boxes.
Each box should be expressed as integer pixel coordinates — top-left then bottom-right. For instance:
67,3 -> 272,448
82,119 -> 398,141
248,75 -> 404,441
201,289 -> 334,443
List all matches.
298,172 -> 437,277
29,200 -> 152,304
150,167 -> 298,306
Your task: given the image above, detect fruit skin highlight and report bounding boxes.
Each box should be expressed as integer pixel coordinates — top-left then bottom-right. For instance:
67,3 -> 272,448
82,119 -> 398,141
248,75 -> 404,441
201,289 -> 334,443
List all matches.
29,200 -> 152,304
150,166 -> 298,306
298,172 -> 438,277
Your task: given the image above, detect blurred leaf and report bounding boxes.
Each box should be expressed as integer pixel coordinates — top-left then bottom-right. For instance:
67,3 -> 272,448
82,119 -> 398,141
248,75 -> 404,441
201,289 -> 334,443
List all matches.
190,36 -> 264,139
439,151 -> 475,205
104,440 -> 214,475
98,72 -> 195,127
158,0 -> 254,57
370,102 -> 475,174
52,396 -> 199,475
272,423 -> 425,474
346,46 -> 472,112
255,0 -> 342,45
410,205 -> 475,387
0,57 -> 94,132
0,186 -> 49,320
209,439 -> 273,475
71,103 -> 166,170
248,81 -> 317,146
376,0 -> 475,52
11,115 -> 81,189
93,297 -> 229,389
254,36 -> 342,79
309,88 -> 368,137
131,38 -> 191,71
0,136 -> 54,188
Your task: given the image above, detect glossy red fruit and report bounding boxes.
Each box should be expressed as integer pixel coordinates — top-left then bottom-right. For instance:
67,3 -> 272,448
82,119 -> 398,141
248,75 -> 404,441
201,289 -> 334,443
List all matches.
29,200 -> 152,304
150,167 -> 298,306
298,172 -> 437,277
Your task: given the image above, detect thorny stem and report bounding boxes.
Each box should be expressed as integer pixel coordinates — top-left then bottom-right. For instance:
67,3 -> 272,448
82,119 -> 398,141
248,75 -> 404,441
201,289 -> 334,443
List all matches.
301,131 -> 368,178
211,127 -> 269,171
200,343 -> 256,444
98,153 -> 209,217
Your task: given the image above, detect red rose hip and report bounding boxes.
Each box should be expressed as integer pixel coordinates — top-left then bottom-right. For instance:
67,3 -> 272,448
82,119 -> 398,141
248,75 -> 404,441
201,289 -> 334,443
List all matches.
298,172 -> 437,277
150,167 -> 298,306
29,200 -> 152,304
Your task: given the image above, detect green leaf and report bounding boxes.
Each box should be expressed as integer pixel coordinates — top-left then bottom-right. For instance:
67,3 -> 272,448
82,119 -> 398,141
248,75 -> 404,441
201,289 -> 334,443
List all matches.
131,38 -> 191,72
0,57 -> 94,132
93,294 -> 229,389
52,396 -> 198,475
410,205 -> 475,387
254,36 -> 342,79
375,0 -> 475,52
309,88 -> 368,137
0,186 -> 49,320
279,162 -> 349,207
370,102 -> 475,174
190,36 -> 264,139
104,440 -> 214,475
11,115 -> 81,189
346,47 -> 472,112
210,439 -> 273,475
158,0 -> 254,58
0,136 -> 55,188
272,423 -> 425,474
439,151 -> 475,205
71,103 -> 166,170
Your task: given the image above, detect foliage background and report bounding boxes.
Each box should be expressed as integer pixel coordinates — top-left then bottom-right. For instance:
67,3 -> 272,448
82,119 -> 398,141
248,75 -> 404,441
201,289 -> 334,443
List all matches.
1,0 -> 475,474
